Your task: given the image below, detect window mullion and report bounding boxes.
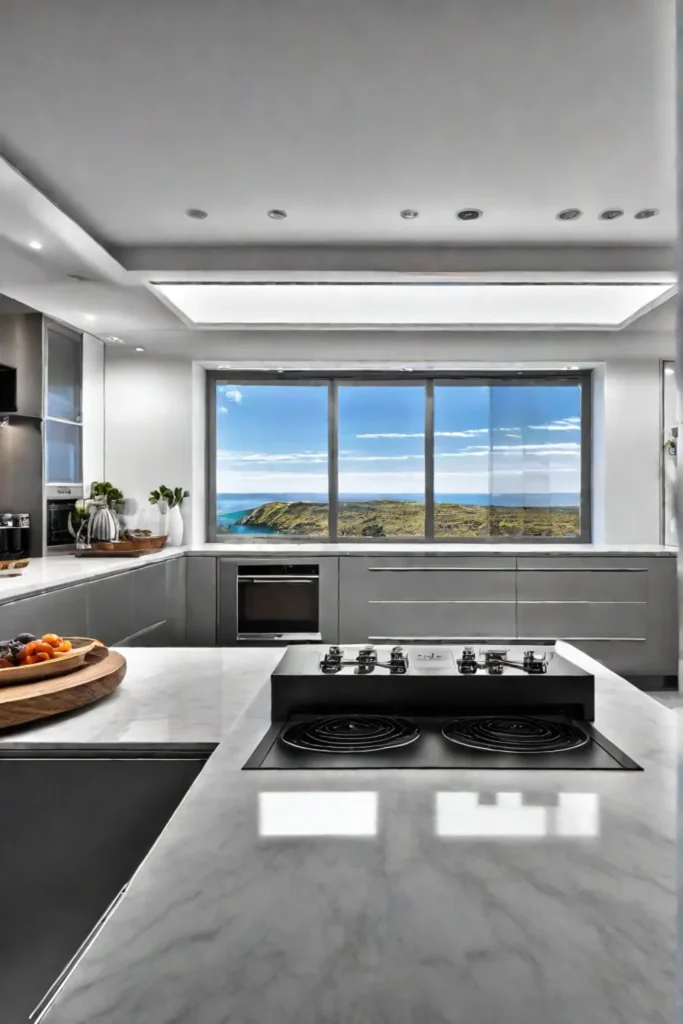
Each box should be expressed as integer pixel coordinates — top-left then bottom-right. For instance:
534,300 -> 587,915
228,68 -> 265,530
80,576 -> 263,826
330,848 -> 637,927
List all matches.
328,380 -> 338,540
425,379 -> 434,538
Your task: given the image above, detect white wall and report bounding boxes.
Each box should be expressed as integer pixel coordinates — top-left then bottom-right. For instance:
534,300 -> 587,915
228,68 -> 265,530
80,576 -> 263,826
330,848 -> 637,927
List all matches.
103,347 -> 194,540
82,332 -> 104,488
102,325 -> 674,546
592,361 -> 663,544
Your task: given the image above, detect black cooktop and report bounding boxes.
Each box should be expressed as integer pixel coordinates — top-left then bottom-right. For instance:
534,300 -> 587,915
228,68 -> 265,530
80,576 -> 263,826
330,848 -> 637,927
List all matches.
243,713 -> 641,771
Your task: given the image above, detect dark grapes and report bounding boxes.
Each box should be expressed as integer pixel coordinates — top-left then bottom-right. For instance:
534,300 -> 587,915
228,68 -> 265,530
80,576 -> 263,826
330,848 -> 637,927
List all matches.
14,633 -> 37,644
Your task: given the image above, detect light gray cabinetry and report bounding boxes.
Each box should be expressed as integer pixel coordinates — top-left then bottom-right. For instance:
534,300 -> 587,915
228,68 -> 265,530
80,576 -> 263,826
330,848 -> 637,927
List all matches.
339,557 -> 516,643
0,584 -> 89,641
86,572 -> 137,646
0,557 -> 188,650
218,557 -> 339,645
516,556 -> 677,677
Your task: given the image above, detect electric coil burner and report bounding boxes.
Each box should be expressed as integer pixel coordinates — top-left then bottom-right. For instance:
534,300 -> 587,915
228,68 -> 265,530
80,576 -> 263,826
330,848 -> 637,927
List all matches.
243,644 -> 641,772
282,715 -> 419,753
442,716 -> 590,754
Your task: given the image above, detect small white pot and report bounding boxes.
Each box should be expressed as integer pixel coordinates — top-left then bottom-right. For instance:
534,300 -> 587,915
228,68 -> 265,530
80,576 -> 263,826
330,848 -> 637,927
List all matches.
168,504 -> 184,546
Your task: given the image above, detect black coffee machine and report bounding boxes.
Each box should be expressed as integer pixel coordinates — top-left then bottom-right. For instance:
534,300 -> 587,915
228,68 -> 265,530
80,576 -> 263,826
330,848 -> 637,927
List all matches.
0,513 -> 30,559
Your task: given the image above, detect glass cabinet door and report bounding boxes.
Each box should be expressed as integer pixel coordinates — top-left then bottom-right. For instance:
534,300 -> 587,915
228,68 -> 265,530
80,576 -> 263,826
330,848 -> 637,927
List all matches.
46,324 -> 82,422
45,420 -> 82,484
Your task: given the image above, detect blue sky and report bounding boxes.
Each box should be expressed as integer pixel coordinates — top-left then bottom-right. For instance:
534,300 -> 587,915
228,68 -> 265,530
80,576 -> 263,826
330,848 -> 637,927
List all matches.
216,383 -> 581,496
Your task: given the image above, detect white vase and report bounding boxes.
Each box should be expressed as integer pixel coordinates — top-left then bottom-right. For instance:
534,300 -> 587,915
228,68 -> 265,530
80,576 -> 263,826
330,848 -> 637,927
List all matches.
168,504 -> 184,546
157,501 -> 169,537
88,504 -> 120,543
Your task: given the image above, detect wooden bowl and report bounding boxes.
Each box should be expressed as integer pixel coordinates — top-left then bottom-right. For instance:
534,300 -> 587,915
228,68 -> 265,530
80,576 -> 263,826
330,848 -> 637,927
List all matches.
125,535 -> 168,550
0,638 -> 101,688
92,540 -> 136,552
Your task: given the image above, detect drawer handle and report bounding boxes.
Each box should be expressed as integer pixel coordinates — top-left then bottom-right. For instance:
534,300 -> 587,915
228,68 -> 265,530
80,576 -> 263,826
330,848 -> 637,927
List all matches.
367,567 -> 514,572
368,599 -> 515,605
369,635 -> 519,642
517,636 -> 646,643
517,567 -> 647,573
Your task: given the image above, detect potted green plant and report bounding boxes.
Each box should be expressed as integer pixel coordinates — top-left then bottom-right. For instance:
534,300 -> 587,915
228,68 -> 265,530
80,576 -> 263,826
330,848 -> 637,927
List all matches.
149,486 -> 190,545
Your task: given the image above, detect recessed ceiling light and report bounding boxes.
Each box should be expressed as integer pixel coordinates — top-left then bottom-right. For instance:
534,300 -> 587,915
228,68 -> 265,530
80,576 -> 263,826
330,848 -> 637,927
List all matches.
457,209 -> 483,221
84,313 -> 96,321
218,364 -> 231,369
400,209 -> 419,220
563,365 -> 580,370
135,346 -> 145,352
28,240 -> 42,250
634,208 -> 659,219
557,208 -> 582,221
186,208 -> 208,220
106,336 -> 125,343
268,209 -> 287,220
599,209 -> 624,220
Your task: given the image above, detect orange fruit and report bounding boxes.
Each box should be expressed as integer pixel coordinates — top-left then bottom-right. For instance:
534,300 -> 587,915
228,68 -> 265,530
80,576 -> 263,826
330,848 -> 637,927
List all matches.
42,633 -> 62,648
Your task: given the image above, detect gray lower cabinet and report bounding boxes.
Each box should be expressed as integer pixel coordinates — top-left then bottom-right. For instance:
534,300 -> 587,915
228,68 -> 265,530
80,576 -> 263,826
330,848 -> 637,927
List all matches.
0,583 -> 89,641
516,556 -> 677,677
339,556 -> 517,643
0,557 -> 188,651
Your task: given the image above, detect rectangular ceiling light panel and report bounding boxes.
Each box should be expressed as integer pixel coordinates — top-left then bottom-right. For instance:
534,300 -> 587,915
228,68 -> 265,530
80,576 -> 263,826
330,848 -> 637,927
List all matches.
151,282 -> 673,329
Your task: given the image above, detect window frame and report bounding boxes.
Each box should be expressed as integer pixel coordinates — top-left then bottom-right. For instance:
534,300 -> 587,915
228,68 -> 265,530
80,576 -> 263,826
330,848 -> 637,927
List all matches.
207,370 -> 592,544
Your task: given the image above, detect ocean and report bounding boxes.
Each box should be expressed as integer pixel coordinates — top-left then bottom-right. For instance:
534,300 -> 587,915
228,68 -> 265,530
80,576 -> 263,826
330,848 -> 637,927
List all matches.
216,491 -> 579,534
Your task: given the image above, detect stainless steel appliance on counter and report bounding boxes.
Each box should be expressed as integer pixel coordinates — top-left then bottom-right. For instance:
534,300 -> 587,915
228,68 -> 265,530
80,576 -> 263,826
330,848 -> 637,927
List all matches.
0,513 -> 30,559
244,643 -> 640,771
236,563 -> 321,643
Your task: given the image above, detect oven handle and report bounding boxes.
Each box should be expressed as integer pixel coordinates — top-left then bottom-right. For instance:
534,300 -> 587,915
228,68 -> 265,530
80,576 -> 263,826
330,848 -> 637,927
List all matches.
237,577 -> 317,585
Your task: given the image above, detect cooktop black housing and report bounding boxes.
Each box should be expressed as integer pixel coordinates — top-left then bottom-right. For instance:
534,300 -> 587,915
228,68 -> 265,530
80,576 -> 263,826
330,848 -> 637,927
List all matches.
243,714 -> 641,771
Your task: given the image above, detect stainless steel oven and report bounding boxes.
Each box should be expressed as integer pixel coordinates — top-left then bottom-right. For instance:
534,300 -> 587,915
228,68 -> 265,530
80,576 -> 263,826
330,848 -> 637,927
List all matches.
237,564 -> 321,642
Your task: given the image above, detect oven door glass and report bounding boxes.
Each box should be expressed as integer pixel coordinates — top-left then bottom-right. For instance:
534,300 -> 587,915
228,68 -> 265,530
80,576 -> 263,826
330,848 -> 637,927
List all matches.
238,578 -> 319,635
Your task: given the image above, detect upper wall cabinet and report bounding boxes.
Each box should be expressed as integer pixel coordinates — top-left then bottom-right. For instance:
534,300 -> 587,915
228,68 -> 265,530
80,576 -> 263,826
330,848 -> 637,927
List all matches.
45,322 -> 83,487
46,322 -> 82,423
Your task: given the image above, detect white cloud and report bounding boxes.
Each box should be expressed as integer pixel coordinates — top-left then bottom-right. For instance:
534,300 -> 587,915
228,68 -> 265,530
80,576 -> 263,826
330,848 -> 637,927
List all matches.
220,386 -> 243,404
527,416 -> 581,432
356,432 -> 424,439
217,450 -> 328,464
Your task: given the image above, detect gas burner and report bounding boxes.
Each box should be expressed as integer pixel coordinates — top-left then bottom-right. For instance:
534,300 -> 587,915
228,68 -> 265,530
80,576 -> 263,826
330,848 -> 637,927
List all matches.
456,647 -> 549,675
442,716 -> 589,754
318,645 -> 409,675
281,715 -> 420,753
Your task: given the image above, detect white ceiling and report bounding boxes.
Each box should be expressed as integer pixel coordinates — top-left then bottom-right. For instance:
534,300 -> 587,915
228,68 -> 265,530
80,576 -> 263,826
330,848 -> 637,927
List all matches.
0,0 -> 676,348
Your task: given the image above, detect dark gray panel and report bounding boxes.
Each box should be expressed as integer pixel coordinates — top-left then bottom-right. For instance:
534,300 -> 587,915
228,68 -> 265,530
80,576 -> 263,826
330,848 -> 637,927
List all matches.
187,556 -> 218,645
0,418 -> 44,556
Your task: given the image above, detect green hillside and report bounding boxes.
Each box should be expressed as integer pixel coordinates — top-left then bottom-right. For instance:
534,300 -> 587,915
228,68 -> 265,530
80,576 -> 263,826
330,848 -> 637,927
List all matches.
235,499 -> 579,538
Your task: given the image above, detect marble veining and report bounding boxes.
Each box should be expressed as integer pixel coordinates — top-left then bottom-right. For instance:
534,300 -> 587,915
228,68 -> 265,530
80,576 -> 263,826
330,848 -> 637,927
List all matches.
0,646 -> 674,1024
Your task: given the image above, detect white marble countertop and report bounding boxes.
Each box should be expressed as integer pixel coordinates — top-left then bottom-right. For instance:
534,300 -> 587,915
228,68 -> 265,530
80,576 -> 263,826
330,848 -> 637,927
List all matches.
0,547 -> 186,603
0,645 -> 674,1024
190,541 -> 677,556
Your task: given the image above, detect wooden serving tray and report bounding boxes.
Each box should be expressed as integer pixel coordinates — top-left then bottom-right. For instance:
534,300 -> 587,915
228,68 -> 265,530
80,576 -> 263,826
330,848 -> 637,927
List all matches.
0,646 -> 126,729
0,637 -> 99,688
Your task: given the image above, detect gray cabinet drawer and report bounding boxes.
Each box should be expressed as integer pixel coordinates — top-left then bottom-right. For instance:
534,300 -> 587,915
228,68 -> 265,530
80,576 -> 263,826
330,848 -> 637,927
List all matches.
340,558 -> 515,602
134,563 -> 168,633
0,585 -> 89,641
516,602 -> 646,641
86,572 -> 138,647
516,569 -> 648,603
366,602 -> 515,641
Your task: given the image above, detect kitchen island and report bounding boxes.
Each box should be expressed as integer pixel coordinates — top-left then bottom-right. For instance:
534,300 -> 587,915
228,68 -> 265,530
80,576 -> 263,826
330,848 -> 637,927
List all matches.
0,645 -> 675,1024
